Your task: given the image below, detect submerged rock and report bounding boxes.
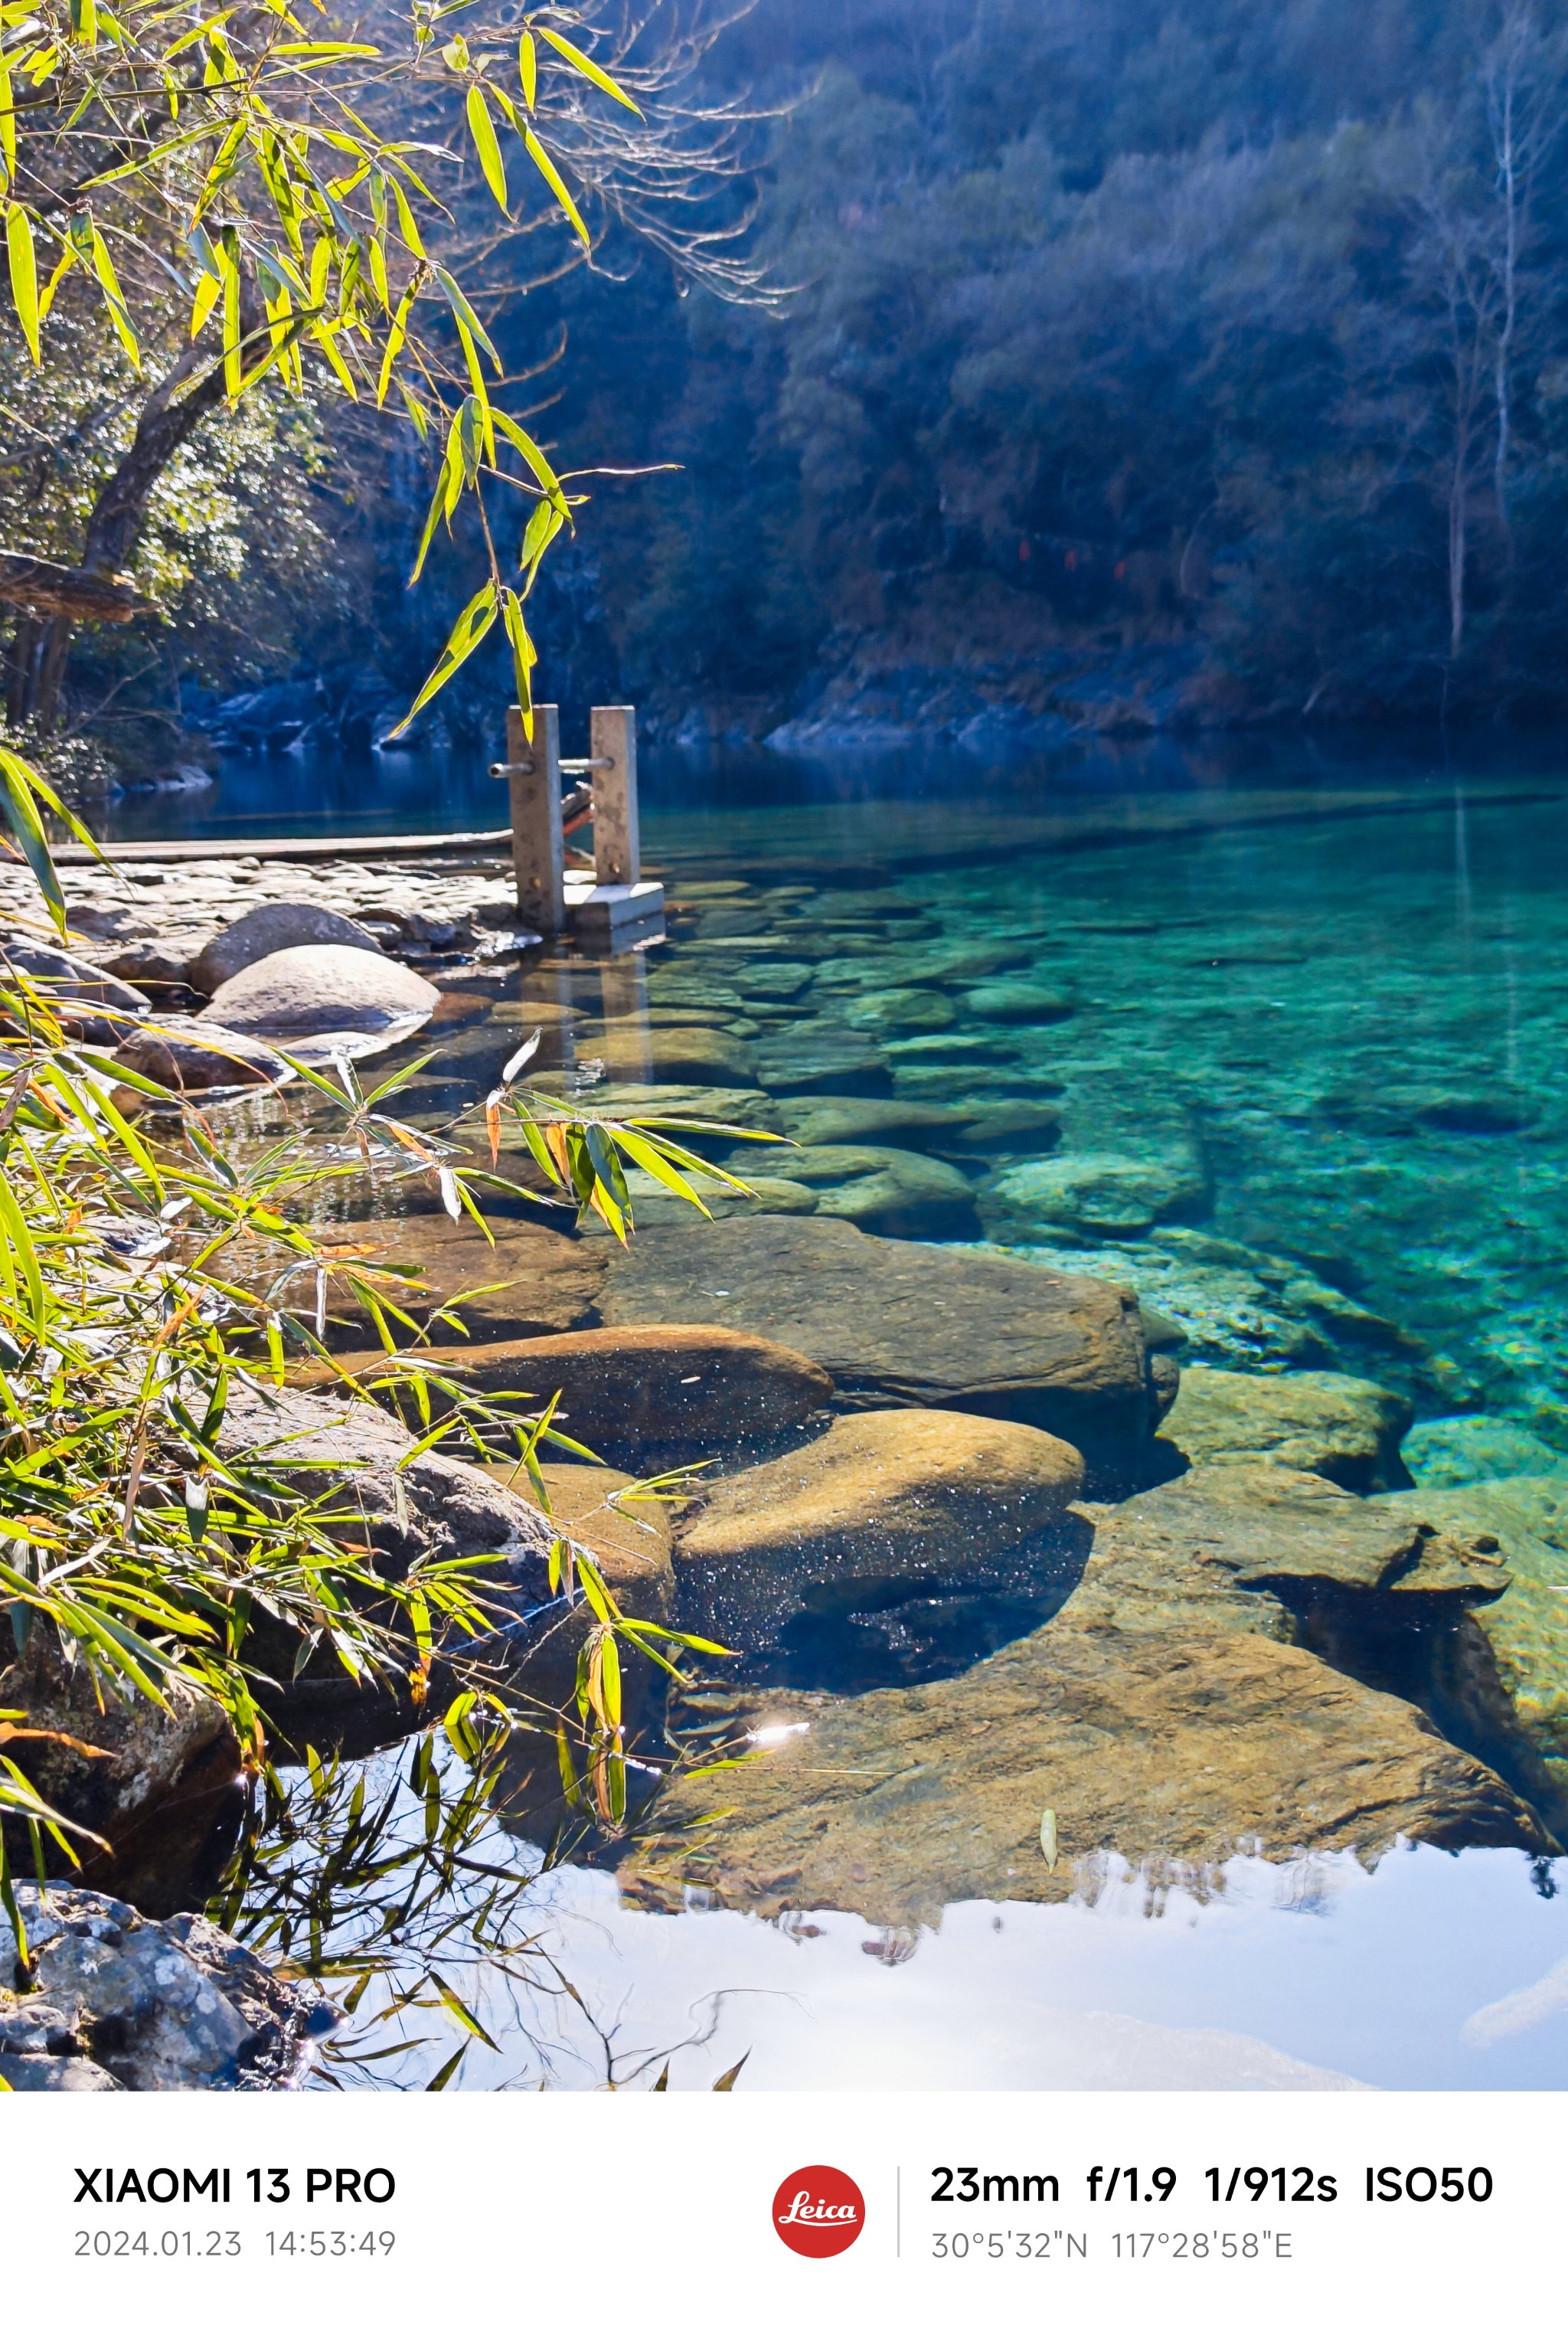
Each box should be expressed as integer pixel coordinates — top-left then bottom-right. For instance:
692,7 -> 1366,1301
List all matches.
472,1462 -> 677,1727
577,1168 -> 820,1228
986,1225 -> 1425,1383
314,1323 -> 834,1453
600,1213 -> 1165,1489
963,980 -> 1076,1025
493,1462 -> 675,1624
775,1096 -> 979,1147
1377,1477 -> 1568,1823
986,1147 -> 1208,1239
1158,1366 -> 1414,1493
843,986 -> 958,1035
781,1143 -> 981,1238
532,1081 -> 784,1140
935,1098 -> 1065,1155
1403,1416 -> 1568,1489
675,1408 -> 1084,1646
189,903 -> 382,996
300,1212 -> 606,1346
1087,1463 -> 1512,1627
750,1029 -> 892,1095
583,1023 -> 760,1088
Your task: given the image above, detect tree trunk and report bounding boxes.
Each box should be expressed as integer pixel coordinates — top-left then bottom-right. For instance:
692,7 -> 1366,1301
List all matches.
28,285 -> 260,729
1449,463 -> 1468,659
6,615 -> 38,724
1494,112 -> 1517,542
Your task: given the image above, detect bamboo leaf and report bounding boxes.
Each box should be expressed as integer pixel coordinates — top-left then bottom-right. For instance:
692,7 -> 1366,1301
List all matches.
535,22 -> 642,114
389,582 -> 498,734
0,60 -> 15,188
522,128 -> 589,247
518,493 -> 564,587
492,410 -> 569,514
499,587 -> 537,728
376,283 -> 414,407
425,2041 -> 467,2090
88,222 -> 139,369
390,175 -> 426,259
5,199 -> 38,360
466,82 -> 508,211
518,28 -> 536,108
433,267 -> 498,366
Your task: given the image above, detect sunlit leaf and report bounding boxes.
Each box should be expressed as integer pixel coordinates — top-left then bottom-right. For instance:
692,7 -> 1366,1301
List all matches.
523,127 -> 589,247
535,22 -> 642,115
5,199 -> 38,360
389,581 -> 498,734
466,82 -> 508,211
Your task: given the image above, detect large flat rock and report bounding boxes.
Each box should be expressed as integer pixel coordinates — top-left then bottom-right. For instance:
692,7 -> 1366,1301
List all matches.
305,1323 -> 833,1452
617,1455 -> 1550,1922
304,1213 -> 606,1346
621,1621 -> 1547,1926
600,1214 -> 1161,1489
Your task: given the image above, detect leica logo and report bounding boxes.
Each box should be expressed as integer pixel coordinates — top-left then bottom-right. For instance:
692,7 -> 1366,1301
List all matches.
772,2165 -> 865,2257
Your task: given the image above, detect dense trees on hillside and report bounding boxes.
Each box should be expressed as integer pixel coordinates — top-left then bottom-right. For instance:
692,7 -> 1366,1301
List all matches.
554,0 -> 1568,735
12,0 -> 1568,774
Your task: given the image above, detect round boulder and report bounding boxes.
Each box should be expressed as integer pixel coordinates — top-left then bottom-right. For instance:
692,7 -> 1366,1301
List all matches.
676,1407 -> 1085,1644
189,903 -> 383,996
198,944 -> 439,1041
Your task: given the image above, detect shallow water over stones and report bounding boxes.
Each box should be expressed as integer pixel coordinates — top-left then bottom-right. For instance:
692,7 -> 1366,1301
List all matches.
76,738 -> 1568,2086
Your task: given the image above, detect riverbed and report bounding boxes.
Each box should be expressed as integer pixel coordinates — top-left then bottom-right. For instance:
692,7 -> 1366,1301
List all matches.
85,728 -> 1568,2089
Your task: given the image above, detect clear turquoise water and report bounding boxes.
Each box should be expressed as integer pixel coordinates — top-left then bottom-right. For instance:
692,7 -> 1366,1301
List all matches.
129,733 -> 1568,2087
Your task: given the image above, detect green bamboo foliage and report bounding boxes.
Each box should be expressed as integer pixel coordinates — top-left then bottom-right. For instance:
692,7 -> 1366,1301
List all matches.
0,754 -> 753,1944
0,1 -> 641,736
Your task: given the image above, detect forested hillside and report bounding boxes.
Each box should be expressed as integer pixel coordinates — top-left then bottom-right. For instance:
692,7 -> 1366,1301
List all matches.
9,0 -> 1568,780
563,0 -> 1568,746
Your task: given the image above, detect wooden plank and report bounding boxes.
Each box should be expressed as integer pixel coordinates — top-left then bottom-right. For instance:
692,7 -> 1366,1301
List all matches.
45,829 -> 514,866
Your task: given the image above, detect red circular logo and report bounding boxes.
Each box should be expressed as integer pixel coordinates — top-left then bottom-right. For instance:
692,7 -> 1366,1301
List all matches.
772,2164 -> 865,2258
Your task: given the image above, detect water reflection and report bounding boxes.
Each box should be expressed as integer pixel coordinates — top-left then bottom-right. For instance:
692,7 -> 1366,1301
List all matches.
318,1827 -> 1568,2092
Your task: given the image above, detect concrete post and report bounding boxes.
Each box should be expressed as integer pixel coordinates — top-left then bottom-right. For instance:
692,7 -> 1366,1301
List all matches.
505,702 -> 564,933
590,705 -> 639,887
